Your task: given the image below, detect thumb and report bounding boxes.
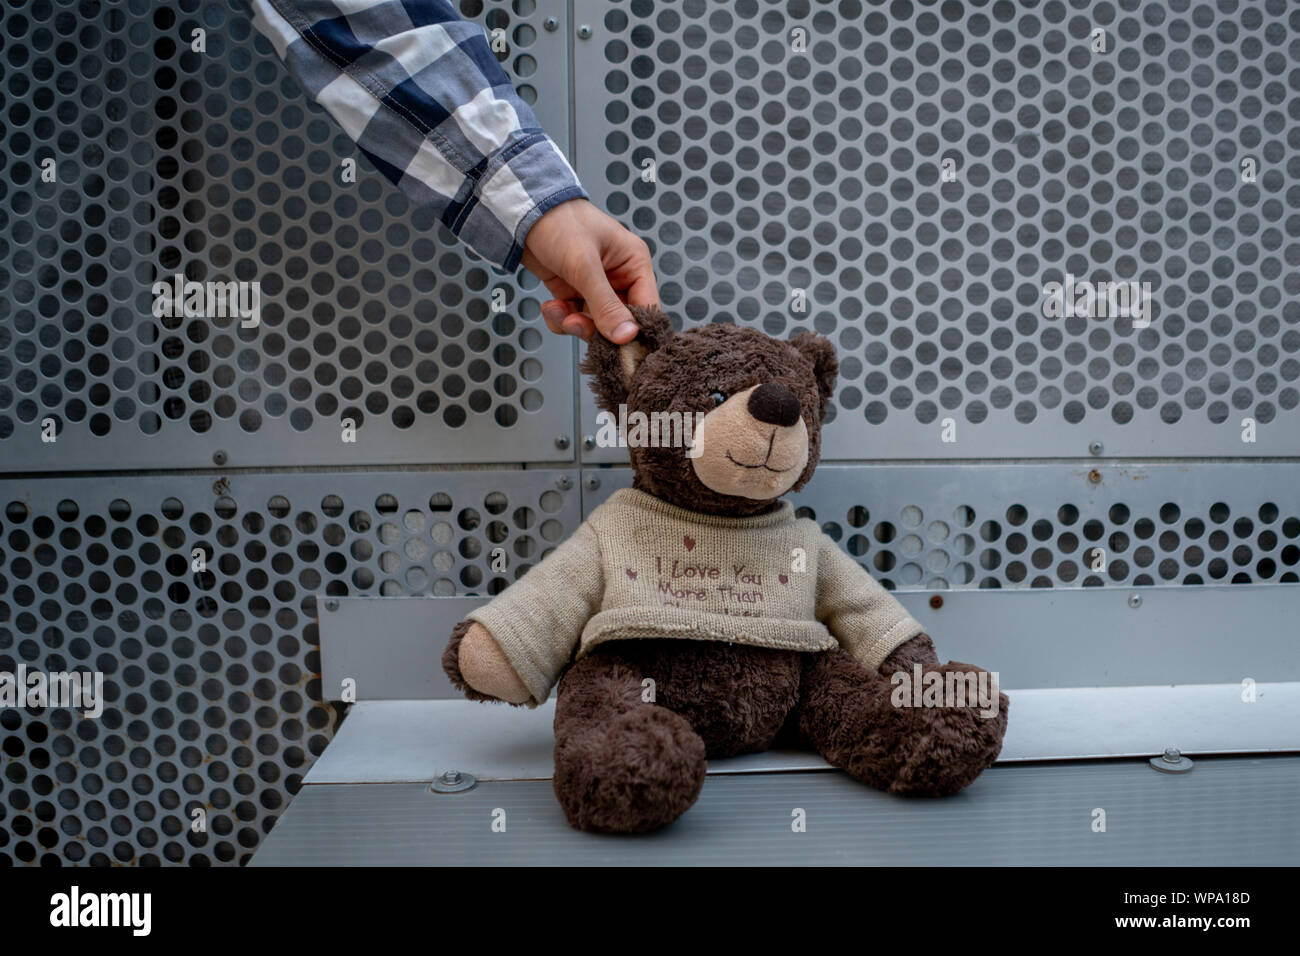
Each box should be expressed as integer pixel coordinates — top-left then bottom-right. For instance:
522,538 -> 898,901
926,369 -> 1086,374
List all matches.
574,257 -> 639,343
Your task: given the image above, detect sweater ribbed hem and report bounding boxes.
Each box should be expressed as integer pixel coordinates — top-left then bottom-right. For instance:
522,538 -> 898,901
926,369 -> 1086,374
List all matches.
578,606 -> 841,658
604,487 -> 796,530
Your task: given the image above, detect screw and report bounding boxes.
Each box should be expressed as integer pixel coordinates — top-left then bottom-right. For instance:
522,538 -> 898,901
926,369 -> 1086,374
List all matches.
577,24 -> 592,39
929,594 -> 944,609
441,770 -> 462,785
1087,468 -> 1102,484
556,475 -> 572,491
1128,593 -> 1141,609
1150,747 -> 1193,774
555,434 -> 571,450
584,475 -> 601,491
213,450 -> 228,466
582,434 -> 597,450
324,599 -> 338,612
1089,441 -> 1103,456
544,16 -> 558,31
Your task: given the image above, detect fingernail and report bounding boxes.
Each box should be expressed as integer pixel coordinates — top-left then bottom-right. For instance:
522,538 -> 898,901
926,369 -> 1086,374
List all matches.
613,321 -> 639,340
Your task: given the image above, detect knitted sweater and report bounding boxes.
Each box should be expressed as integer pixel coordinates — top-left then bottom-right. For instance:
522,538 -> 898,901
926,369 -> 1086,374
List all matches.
466,488 -> 924,705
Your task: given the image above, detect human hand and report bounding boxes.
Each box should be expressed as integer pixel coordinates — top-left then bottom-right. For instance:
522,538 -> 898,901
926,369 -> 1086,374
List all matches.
521,198 -> 659,345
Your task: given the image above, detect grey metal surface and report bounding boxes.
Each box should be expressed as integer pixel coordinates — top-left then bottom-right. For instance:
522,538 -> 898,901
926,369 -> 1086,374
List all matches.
587,463 -> 1300,591
573,0 -> 1300,461
0,468 -> 580,865
0,0 -> 576,470
253,756 -> 1300,866
301,685 -> 1300,784
320,582 -> 1300,698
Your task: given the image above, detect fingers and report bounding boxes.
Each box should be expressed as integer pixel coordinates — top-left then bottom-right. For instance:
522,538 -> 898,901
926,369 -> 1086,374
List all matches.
574,256 -> 640,343
624,265 -> 660,309
541,298 -> 582,334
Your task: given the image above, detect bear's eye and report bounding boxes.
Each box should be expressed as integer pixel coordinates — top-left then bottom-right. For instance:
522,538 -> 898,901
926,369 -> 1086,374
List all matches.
709,390 -> 727,407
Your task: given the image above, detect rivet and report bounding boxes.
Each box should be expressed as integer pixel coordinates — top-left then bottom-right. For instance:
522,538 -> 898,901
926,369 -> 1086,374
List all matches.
555,434 -> 571,450
212,450 -> 228,466
324,599 -> 338,612
544,16 -> 558,31
1087,468 -> 1102,484
1149,747 -> 1194,774
1089,441 -> 1104,456
556,475 -> 573,491
1127,593 -> 1141,609
929,594 -> 944,610
577,24 -> 592,39
582,434 -> 597,450
584,475 -> 601,491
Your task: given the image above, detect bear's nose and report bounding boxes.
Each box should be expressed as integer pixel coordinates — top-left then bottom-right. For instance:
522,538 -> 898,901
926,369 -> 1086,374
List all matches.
747,383 -> 802,427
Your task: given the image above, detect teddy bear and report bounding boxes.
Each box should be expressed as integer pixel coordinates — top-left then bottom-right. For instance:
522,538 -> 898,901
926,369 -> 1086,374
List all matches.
442,306 -> 1009,833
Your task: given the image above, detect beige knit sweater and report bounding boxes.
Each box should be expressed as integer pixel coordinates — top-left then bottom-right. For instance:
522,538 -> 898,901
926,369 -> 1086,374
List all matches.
466,488 -> 924,705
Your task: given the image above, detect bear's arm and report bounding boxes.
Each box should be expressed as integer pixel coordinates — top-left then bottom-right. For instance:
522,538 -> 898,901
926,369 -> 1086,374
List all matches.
447,519 -> 605,706
814,533 -> 926,672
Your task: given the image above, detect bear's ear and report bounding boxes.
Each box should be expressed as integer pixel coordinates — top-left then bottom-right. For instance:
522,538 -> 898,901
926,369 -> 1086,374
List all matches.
789,331 -> 838,422
580,305 -> 676,413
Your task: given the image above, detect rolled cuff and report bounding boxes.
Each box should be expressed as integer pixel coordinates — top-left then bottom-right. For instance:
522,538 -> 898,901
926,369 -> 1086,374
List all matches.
463,603 -> 562,707
847,615 -> 926,673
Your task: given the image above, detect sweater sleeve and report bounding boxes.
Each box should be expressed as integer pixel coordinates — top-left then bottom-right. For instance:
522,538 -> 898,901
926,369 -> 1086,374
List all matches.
815,535 -> 924,672
464,519 -> 604,705
250,0 -> 587,271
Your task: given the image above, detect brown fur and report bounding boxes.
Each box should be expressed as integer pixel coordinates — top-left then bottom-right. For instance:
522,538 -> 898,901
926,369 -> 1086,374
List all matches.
444,311 -> 1009,833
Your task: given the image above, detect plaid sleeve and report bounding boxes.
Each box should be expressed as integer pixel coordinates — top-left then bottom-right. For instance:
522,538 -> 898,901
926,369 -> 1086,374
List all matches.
250,0 -> 587,271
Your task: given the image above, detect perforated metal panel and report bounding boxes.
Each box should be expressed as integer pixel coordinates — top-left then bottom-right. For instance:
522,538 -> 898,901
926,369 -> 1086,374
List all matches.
0,469 -> 580,864
0,0 -> 576,471
575,0 -> 1300,460
585,463 -> 1300,590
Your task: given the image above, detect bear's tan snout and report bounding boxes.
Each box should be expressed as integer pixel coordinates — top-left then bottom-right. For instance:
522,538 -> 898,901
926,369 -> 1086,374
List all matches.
689,382 -> 810,500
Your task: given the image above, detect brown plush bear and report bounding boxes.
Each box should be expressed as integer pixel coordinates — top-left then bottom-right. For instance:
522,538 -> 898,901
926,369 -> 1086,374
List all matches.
443,306 -> 1008,833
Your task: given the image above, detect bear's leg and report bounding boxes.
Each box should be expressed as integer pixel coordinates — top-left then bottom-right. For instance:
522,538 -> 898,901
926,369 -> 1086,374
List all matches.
795,647 -> 1008,796
552,648 -> 707,833
610,640 -> 803,759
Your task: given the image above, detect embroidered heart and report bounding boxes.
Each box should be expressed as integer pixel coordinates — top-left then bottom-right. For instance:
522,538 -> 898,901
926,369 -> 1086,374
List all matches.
626,568 -> 638,581
779,573 -> 789,584
683,535 -> 696,551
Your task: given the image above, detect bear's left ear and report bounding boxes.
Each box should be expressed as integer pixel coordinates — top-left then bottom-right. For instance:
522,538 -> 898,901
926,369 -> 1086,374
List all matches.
789,331 -> 838,422
580,305 -> 676,413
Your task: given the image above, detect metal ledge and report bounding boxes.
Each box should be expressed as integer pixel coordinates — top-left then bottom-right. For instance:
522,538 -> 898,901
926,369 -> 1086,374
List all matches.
303,683 -> 1300,785
257,757 -> 1300,866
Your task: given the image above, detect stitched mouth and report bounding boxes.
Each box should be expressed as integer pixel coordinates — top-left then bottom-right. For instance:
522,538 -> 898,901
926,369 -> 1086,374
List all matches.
724,451 -> 795,473
725,431 -> 797,473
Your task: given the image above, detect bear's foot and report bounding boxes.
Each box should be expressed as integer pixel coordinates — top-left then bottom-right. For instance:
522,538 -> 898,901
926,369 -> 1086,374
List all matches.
799,650 -> 1009,797
553,706 -> 706,833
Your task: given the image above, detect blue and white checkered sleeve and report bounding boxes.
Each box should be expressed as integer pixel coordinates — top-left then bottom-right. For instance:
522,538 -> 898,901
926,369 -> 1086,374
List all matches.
250,0 -> 588,271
